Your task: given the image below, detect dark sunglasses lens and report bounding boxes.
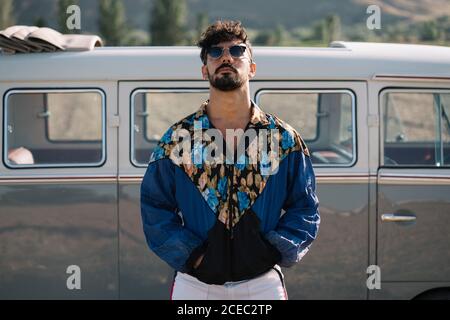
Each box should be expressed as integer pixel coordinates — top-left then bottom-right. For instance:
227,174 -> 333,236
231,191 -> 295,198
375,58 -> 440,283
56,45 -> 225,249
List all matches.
208,47 -> 223,58
230,46 -> 246,57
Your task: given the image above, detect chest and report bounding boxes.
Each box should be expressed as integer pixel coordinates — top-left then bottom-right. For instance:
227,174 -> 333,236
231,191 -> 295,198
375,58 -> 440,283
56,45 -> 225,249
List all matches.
213,122 -> 249,152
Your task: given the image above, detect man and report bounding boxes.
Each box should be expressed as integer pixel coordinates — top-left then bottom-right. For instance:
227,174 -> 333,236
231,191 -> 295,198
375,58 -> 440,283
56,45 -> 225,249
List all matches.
140,20 -> 320,300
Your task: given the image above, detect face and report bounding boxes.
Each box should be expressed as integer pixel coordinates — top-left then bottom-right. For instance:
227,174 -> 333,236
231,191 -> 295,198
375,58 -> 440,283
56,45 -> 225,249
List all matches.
202,39 -> 256,91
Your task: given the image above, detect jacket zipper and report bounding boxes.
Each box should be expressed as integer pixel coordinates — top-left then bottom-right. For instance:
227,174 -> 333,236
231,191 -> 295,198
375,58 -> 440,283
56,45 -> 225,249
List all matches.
225,158 -> 233,280
228,165 -> 234,239
226,121 -> 251,280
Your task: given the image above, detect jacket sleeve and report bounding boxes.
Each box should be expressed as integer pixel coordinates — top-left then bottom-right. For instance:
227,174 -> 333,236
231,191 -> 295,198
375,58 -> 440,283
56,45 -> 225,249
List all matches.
265,150 -> 320,267
140,158 -> 203,273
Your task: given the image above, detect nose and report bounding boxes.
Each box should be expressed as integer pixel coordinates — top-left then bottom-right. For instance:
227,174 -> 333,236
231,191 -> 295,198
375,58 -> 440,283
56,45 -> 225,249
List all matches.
221,48 -> 234,62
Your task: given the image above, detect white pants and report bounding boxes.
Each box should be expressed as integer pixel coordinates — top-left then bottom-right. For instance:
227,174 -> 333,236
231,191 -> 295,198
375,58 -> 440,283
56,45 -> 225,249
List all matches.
171,266 -> 288,300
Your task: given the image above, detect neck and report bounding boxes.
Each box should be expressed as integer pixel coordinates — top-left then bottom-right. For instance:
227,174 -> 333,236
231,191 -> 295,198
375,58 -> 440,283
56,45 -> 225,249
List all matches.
207,85 -> 252,126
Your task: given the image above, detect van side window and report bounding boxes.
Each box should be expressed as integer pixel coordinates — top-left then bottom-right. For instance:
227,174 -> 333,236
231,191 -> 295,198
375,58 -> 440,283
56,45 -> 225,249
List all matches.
4,90 -> 105,168
46,92 -> 103,141
256,90 -> 356,166
132,90 -> 209,166
382,91 -> 450,167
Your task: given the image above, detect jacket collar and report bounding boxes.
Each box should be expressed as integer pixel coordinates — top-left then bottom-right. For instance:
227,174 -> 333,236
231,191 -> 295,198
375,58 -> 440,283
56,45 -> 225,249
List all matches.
193,99 -> 269,129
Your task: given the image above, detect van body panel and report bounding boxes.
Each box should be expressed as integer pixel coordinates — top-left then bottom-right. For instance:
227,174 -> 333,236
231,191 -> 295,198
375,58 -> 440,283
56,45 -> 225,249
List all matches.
118,180 -> 173,299
0,181 -> 118,299
286,178 -> 369,299
369,282 -> 450,300
1,44 -> 450,82
377,173 -> 450,281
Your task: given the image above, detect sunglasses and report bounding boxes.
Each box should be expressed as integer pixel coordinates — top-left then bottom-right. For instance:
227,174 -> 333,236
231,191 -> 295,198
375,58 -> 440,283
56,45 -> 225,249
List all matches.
206,44 -> 248,60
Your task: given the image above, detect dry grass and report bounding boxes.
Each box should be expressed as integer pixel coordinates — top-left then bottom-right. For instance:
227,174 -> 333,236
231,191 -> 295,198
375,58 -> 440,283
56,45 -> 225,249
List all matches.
354,0 -> 450,22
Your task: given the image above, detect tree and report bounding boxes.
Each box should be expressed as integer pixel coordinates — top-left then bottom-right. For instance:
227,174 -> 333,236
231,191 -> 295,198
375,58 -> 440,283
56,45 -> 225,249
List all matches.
436,15 -> 450,41
123,29 -> 150,46
195,12 -> 209,40
0,0 -> 15,29
58,0 -> 80,33
34,17 -> 48,28
98,0 -> 127,46
150,0 -> 187,45
311,20 -> 326,42
272,24 -> 287,45
419,20 -> 439,41
324,14 -> 341,44
254,30 -> 273,45
254,25 -> 287,46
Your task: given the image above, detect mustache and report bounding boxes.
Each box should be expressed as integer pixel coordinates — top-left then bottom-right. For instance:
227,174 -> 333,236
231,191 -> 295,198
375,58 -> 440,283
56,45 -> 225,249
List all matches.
215,64 -> 237,74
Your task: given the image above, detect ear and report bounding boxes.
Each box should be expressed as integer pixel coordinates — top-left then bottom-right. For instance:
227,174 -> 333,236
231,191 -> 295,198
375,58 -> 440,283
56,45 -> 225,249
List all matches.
201,65 -> 208,80
248,61 -> 256,79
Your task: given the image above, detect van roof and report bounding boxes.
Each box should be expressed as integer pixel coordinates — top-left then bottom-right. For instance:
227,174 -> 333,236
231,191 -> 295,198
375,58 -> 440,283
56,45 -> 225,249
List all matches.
1,41 -> 449,82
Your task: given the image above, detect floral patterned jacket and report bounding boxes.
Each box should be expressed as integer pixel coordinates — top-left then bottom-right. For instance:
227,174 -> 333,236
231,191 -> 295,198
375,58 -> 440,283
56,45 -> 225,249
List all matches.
140,100 -> 320,285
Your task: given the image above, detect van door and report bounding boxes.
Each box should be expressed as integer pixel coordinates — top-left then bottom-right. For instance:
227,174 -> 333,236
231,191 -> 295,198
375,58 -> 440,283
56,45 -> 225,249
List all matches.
376,88 -> 450,296
252,81 -> 369,299
0,85 -> 118,299
117,80 -> 369,299
117,81 -> 209,299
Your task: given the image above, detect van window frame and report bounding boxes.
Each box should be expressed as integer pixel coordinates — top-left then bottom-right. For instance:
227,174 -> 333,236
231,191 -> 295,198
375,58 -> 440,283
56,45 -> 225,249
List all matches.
255,88 -> 357,168
130,88 -> 209,168
3,88 -> 107,169
379,87 -> 450,168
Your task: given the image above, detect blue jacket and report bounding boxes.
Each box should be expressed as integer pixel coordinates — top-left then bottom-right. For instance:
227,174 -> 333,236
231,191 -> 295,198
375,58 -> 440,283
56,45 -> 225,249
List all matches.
141,101 -> 320,285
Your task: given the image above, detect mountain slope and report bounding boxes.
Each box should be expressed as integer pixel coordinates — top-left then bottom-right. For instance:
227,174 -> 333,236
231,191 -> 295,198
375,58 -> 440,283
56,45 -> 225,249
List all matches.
11,0 -> 450,33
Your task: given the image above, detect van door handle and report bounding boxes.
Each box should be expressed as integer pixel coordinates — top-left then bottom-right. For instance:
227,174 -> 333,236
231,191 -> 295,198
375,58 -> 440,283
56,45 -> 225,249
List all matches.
37,111 -> 51,118
381,213 -> 416,222
136,111 -> 149,117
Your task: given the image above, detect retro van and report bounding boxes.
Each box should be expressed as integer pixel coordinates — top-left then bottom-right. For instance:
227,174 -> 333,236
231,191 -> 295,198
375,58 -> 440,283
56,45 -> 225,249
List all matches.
1,41 -> 450,299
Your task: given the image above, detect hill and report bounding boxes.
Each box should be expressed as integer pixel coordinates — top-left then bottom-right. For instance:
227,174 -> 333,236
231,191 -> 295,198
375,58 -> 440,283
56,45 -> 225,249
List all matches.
12,0 -> 450,33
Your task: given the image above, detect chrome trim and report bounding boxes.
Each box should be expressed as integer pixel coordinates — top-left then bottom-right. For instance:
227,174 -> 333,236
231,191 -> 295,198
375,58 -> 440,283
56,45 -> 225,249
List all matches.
118,175 -> 373,184
130,88 -> 209,168
381,213 -> 416,222
5,174 -> 446,186
379,175 -> 450,185
118,176 -> 143,184
373,75 -> 450,82
254,89 -> 357,168
3,88 -> 107,169
0,176 -> 117,184
316,176 -> 368,184
379,172 -> 450,178
379,88 -> 450,168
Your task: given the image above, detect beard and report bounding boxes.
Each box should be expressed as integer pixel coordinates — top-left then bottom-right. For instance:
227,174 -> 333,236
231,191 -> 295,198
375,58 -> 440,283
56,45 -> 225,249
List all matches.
208,67 -> 245,91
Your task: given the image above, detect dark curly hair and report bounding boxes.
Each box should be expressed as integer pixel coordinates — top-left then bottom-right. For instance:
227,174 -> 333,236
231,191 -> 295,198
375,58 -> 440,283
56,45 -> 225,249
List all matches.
197,20 -> 253,65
